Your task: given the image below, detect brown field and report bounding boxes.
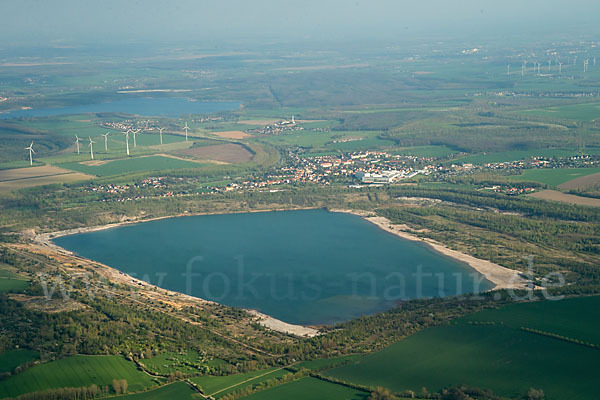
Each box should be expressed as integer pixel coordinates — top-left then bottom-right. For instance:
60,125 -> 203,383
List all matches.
558,172 -> 600,190
0,166 -> 83,181
175,143 -> 253,163
528,190 -> 600,207
79,160 -> 110,166
212,130 -> 251,139
0,166 -> 92,193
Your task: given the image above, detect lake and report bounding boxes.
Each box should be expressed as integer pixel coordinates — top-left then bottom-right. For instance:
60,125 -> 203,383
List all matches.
0,97 -> 240,119
53,209 -> 493,325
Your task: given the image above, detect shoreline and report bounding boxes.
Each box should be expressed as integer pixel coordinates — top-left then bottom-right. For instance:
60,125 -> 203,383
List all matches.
29,206 -> 322,338
330,209 -> 530,291
28,206 -> 528,339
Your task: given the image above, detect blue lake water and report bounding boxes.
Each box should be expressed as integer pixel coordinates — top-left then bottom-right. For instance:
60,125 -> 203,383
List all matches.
0,97 -> 240,119
53,209 -> 493,325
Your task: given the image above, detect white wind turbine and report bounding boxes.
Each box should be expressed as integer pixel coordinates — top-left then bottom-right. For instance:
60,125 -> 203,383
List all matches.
132,129 -> 141,147
183,122 -> 190,142
123,130 -> 131,156
25,141 -> 35,166
158,127 -> 165,145
101,132 -> 110,152
88,136 -> 96,160
74,135 -> 81,154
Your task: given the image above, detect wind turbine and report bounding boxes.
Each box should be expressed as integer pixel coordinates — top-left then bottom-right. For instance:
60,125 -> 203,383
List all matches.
507,65 -> 510,76
88,136 -> 96,160
183,122 -> 190,142
25,141 -> 35,166
74,135 -> 81,154
558,62 -> 563,74
521,61 -> 526,76
548,60 -> 551,71
158,127 -> 165,145
132,129 -> 141,147
123,130 -> 131,156
101,132 -> 110,152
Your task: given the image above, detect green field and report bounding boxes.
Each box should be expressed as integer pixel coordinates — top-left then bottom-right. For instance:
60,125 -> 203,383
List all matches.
0,266 -> 29,293
295,355 -> 363,372
142,351 -> 225,375
461,296 -> 600,346
519,102 -> 600,121
455,148 -> 600,165
0,355 -> 156,398
113,382 -> 199,400
0,349 -> 39,373
392,145 -> 458,158
510,167 -> 600,186
58,155 -> 202,177
257,130 -> 394,151
191,367 -> 290,398
326,297 -> 600,399
240,377 -> 368,400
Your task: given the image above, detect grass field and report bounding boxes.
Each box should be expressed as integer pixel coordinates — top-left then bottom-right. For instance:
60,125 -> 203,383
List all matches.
0,355 -> 156,398
295,354 -> 363,371
58,155 -> 202,177
510,167 -> 600,186
518,102 -> 600,121
191,367 -> 290,398
0,350 -> 39,373
113,382 -> 199,400
326,296 -> 600,399
0,265 -> 30,292
240,377 -> 368,400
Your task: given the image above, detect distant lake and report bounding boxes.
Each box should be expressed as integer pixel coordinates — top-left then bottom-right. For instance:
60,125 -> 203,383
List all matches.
0,97 -> 240,119
53,209 -> 493,325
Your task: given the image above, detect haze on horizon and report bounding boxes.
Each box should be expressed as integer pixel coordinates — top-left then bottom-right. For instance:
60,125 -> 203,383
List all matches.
1,0 -> 600,47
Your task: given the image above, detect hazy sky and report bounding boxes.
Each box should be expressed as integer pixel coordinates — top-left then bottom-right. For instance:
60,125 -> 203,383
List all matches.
2,0 -> 599,45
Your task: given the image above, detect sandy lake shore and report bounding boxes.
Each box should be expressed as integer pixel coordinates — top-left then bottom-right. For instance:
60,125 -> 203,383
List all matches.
27,206 -> 528,339
331,209 -> 530,290
28,208 -> 322,338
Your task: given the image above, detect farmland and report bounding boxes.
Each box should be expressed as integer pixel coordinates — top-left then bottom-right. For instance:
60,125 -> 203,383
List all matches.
0,355 -> 156,398
518,101 -> 600,121
175,143 -> 254,163
58,155 -> 203,177
240,377 -> 368,400
325,296 -> 600,399
191,367 -> 291,398
557,171 -> 600,190
528,190 -> 600,206
113,382 -> 198,400
510,167 -> 600,186
0,350 -> 39,374
0,165 -> 93,193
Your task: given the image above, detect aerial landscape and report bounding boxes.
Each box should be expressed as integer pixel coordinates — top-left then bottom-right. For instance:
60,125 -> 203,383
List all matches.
1,1 -> 600,399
